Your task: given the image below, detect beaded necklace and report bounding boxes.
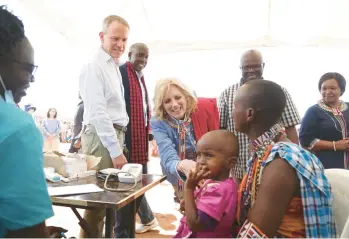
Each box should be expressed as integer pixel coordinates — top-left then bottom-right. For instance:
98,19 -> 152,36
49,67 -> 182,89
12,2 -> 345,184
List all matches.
166,116 -> 195,160
317,100 -> 349,169
318,99 -> 347,114
166,115 -> 196,191
238,124 -> 287,223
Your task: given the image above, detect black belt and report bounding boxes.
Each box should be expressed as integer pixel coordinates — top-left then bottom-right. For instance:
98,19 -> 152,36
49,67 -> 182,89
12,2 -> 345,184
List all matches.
113,124 -> 127,132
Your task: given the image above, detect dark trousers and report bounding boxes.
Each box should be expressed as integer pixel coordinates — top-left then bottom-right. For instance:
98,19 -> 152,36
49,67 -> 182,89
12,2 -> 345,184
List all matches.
114,196 -> 144,238
114,164 -> 155,238
138,164 -> 155,224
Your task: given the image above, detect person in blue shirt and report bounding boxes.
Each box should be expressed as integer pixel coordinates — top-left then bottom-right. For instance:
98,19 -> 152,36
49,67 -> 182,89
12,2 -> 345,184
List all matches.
0,5 -> 65,238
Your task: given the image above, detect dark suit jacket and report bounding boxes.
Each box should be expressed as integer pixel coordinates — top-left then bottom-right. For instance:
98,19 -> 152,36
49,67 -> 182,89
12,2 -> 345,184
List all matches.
119,63 -> 150,164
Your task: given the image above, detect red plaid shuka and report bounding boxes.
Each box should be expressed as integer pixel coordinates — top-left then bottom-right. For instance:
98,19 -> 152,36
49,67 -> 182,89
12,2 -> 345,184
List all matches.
120,62 -> 150,165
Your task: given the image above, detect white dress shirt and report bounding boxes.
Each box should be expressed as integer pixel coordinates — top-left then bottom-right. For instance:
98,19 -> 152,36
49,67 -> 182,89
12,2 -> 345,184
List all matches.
136,71 -> 148,126
79,48 -> 129,159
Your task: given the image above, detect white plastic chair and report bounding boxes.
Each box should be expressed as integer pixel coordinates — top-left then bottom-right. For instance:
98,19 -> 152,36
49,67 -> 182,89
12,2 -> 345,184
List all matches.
325,168 -> 349,238
342,217 -> 349,238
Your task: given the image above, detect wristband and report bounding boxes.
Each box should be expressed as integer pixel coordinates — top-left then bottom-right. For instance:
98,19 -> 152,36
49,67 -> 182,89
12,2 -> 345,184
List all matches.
238,220 -> 268,238
333,141 -> 337,151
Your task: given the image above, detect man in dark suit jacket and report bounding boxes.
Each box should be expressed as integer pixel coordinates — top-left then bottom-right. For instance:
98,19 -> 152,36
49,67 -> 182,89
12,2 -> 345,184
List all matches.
119,43 -> 158,233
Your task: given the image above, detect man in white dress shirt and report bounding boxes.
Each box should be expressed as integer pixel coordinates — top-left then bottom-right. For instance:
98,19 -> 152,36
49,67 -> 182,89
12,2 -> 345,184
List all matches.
79,15 -> 130,238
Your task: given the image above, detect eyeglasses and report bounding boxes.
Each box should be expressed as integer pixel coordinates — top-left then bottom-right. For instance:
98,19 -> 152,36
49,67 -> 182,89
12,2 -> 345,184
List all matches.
10,58 -> 38,82
1,56 -> 38,82
240,63 -> 264,72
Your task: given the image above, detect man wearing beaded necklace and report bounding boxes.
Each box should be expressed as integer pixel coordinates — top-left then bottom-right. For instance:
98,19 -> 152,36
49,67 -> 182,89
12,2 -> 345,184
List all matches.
218,49 -> 301,180
232,80 -> 336,238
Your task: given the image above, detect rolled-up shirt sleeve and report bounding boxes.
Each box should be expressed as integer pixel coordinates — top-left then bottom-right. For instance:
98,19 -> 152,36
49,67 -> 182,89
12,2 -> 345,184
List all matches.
79,63 -> 122,158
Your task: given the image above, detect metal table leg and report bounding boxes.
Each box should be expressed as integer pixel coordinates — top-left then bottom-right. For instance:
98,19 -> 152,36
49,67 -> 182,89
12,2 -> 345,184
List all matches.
70,207 -> 91,237
128,200 -> 136,238
105,208 -> 113,238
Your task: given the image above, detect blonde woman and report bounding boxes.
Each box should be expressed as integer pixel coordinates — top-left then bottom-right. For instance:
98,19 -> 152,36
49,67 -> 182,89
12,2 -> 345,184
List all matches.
150,78 -> 219,201
42,108 -> 61,152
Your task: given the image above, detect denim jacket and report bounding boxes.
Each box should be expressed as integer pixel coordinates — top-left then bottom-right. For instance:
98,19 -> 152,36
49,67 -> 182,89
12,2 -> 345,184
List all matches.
150,116 -> 196,185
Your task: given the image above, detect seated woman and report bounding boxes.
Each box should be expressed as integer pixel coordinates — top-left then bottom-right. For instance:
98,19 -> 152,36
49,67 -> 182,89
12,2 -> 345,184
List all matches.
150,78 -> 219,201
232,79 -> 336,238
299,72 -> 349,169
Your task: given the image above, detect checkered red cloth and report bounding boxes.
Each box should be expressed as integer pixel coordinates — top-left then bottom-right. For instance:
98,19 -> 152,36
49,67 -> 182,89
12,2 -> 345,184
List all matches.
125,62 -> 150,165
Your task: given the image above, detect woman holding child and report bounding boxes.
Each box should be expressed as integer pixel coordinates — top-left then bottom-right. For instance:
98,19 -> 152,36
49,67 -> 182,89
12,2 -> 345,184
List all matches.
150,78 -> 219,201
232,79 -> 336,238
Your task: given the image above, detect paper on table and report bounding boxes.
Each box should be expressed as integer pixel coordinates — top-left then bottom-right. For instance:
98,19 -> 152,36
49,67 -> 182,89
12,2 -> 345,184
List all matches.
48,184 -> 104,196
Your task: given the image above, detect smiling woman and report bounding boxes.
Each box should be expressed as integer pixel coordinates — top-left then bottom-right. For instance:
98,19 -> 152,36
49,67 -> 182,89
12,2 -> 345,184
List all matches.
299,72 -> 349,169
150,78 -> 219,202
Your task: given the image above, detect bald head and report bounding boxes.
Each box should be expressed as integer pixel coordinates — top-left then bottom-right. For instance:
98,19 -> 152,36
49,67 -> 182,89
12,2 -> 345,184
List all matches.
128,43 -> 149,72
240,49 -> 263,65
234,79 -> 286,130
129,43 -> 148,53
197,130 -> 238,158
240,49 -> 265,83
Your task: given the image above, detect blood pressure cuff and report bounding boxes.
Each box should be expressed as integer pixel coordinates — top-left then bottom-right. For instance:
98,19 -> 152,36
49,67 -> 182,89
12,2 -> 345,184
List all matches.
238,220 -> 268,238
96,171 -> 118,182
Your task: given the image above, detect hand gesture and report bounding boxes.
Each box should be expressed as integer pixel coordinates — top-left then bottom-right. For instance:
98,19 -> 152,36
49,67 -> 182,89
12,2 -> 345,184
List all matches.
185,163 -> 210,190
112,154 -> 128,169
197,179 -> 206,189
177,159 -> 197,177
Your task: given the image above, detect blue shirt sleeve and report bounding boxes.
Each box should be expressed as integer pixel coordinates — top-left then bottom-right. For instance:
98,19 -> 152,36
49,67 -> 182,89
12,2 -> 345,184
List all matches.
0,123 -> 54,236
150,118 -> 183,181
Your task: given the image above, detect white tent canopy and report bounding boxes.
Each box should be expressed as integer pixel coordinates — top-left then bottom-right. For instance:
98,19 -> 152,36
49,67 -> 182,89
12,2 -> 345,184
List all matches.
9,0 -> 349,54
1,0 -> 349,119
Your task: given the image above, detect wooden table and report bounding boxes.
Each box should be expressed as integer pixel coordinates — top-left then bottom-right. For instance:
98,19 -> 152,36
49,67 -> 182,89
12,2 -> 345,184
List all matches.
48,174 -> 166,238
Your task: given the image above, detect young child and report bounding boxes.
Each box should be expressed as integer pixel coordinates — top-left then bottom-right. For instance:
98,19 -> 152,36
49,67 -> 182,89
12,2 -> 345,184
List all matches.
174,130 -> 239,238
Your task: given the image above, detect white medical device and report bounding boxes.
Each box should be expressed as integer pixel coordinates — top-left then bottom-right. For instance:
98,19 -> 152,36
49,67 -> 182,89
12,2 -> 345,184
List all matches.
99,164 -> 143,192
44,167 -> 70,183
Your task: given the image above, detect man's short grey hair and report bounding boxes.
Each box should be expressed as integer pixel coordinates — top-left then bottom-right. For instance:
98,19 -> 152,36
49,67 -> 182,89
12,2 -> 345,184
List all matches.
102,15 -> 129,33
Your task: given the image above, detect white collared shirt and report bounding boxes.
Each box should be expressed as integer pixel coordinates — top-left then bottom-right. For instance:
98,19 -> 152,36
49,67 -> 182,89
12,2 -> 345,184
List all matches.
79,48 -> 129,159
136,71 -> 148,126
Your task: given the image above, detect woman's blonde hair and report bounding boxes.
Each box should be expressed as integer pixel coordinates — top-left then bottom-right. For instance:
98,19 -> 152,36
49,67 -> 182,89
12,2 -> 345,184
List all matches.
153,78 -> 198,120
